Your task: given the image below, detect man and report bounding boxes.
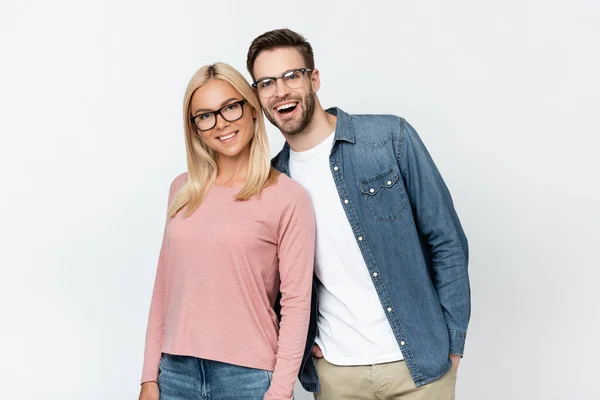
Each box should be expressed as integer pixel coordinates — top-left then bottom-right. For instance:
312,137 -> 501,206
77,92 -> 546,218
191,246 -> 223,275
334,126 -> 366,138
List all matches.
246,29 -> 470,399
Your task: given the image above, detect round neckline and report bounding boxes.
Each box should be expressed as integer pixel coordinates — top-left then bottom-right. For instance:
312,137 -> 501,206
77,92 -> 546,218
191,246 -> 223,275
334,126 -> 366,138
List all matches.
290,131 -> 336,161
211,184 -> 243,191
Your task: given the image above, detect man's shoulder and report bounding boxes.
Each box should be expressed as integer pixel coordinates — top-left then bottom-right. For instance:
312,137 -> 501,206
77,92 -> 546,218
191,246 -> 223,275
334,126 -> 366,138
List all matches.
350,112 -> 403,122
270,146 -> 288,172
350,112 -> 405,130
348,112 -> 406,146
270,150 -> 282,169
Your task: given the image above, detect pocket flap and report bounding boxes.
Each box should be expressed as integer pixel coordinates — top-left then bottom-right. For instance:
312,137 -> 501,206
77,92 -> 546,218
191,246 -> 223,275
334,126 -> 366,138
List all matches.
359,169 -> 399,196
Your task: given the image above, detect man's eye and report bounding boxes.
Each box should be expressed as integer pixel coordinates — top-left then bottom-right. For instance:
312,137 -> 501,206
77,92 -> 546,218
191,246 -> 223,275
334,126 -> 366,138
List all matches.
259,80 -> 273,88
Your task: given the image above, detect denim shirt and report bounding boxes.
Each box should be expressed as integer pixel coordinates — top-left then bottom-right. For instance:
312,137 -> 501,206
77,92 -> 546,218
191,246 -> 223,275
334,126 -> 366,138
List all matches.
272,107 -> 470,391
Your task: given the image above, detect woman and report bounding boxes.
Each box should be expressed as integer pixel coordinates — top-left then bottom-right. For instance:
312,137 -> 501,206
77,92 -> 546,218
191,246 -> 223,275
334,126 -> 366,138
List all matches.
138,63 -> 315,400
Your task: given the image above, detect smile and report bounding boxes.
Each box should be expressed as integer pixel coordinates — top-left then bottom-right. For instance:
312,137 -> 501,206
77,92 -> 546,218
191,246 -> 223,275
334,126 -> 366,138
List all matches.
217,131 -> 238,141
275,102 -> 299,115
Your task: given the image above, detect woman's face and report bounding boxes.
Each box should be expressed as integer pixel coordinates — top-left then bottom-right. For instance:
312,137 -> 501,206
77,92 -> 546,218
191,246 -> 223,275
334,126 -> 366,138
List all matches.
190,79 -> 255,159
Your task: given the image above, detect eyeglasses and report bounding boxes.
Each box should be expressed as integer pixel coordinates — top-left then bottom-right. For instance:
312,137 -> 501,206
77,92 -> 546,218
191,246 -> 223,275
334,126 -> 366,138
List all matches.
190,99 -> 247,132
251,68 -> 313,97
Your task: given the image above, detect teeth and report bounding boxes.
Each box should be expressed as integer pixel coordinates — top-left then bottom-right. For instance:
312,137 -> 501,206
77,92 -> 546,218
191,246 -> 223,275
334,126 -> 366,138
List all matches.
277,103 -> 297,111
219,132 -> 236,140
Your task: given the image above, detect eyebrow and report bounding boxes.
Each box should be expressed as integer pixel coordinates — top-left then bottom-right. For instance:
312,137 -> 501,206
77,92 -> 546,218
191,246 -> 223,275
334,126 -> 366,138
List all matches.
194,97 -> 242,114
254,70 -> 288,82
254,75 -> 274,82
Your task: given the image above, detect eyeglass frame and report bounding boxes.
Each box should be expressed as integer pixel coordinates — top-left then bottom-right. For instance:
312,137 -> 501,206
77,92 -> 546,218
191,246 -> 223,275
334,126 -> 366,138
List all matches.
251,68 -> 313,96
189,99 -> 248,132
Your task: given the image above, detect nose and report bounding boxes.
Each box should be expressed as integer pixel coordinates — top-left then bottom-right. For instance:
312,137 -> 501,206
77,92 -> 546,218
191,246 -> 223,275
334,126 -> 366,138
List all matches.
214,113 -> 230,131
274,78 -> 291,98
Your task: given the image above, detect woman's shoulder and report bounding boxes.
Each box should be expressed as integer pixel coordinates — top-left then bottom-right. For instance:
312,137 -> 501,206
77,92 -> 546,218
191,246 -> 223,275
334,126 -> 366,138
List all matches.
271,173 -> 307,194
171,172 -> 188,188
168,172 -> 188,198
266,173 -> 311,207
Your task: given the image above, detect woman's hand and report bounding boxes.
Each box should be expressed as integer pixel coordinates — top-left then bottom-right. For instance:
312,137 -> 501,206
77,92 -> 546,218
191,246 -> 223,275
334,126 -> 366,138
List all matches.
138,381 -> 159,400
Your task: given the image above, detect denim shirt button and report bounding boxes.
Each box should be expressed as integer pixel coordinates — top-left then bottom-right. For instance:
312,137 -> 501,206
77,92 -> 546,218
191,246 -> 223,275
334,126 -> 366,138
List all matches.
344,199 -> 349,204
387,180 -> 392,185
369,188 -> 375,193
373,272 -> 378,277
358,236 -> 363,241
400,341 -> 406,346
333,166 -> 339,171
387,307 -> 392,312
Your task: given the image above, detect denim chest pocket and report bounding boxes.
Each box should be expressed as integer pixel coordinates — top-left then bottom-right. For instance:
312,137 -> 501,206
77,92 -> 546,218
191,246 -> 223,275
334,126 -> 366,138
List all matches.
359,169 -> 408,221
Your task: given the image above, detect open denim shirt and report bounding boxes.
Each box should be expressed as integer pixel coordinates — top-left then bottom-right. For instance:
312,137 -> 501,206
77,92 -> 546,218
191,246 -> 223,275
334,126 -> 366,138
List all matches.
272,107 -> 470,391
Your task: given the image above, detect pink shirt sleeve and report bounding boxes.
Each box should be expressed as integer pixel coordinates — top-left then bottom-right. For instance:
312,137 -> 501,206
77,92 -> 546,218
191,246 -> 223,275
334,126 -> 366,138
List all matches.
264,184 -> 316,400
141,177 -> 181,383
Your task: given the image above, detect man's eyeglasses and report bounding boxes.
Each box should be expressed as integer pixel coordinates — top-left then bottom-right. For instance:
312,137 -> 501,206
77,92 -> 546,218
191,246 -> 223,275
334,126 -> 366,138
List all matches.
190,99 -> 247,132
251,68 -> 312,97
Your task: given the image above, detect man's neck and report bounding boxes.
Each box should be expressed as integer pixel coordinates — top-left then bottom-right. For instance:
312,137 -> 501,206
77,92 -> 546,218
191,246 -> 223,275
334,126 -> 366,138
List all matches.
284,103 -> 337,152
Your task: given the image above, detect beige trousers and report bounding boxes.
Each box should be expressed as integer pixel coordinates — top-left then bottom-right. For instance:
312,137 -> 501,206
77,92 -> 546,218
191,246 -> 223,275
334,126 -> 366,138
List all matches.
313,357 -> 456,400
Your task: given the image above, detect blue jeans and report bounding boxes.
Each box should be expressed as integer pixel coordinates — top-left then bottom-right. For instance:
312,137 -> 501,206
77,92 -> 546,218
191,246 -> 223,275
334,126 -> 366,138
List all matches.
158,353 -> 273,400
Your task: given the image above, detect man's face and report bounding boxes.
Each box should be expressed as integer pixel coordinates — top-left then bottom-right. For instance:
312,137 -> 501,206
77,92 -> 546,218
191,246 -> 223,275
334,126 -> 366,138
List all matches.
252,47 -> 318,136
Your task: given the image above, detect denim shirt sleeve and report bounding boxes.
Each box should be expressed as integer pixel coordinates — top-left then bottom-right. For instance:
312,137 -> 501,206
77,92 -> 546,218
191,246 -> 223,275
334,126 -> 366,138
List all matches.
396,118 -> 471,356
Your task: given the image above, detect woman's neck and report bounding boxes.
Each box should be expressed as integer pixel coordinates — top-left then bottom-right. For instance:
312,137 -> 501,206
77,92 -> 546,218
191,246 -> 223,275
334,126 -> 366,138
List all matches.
214,148 -> 250,188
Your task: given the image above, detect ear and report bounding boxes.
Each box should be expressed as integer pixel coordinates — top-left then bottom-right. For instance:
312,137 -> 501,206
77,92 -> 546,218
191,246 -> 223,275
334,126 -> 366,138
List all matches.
311,68 -> 321,93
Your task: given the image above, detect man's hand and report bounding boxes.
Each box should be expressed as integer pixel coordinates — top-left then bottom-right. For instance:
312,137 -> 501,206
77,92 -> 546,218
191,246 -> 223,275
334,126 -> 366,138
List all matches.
138,381 -> 159,400
449,354 -> 461,372
312,344 -> 323,358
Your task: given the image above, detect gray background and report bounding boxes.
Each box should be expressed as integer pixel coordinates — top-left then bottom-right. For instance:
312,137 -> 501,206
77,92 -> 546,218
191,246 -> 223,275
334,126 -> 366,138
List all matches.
1,0 -> 599,399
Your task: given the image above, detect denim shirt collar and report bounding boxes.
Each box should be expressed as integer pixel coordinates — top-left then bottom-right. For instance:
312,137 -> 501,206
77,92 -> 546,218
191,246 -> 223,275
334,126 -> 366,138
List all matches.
274,107 -> 353,175
327,107 -> 355,143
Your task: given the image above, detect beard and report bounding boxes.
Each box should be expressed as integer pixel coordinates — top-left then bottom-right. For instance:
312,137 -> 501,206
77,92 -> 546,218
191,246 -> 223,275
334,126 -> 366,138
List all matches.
265,89 -> 315,136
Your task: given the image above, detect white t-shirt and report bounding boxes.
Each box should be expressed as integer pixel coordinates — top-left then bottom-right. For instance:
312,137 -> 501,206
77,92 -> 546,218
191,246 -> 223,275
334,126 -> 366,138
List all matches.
289,132 -> 404,366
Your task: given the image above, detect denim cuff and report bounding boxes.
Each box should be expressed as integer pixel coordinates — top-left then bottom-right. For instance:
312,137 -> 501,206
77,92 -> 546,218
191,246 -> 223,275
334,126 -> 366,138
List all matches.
448,329 -> 467,356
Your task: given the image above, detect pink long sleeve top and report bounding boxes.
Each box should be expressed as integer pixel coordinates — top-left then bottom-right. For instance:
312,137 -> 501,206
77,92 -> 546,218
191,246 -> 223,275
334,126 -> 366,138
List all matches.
141,172 -> 315,399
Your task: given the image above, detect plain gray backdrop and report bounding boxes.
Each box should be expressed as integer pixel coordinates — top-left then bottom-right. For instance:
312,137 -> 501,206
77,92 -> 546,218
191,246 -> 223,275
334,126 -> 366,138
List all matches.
1,0 -> 599,399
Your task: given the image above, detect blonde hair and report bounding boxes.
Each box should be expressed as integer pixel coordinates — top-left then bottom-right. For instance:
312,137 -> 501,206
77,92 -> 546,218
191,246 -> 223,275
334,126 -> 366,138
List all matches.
168,62 -> 279,218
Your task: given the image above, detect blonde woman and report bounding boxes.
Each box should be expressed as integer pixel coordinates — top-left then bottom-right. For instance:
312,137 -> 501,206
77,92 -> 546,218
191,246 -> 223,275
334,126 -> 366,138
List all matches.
138,63 -> 315,400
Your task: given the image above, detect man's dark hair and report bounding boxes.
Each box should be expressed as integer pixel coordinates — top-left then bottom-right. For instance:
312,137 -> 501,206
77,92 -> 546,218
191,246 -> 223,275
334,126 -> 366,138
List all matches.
246,28 -> 314,81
